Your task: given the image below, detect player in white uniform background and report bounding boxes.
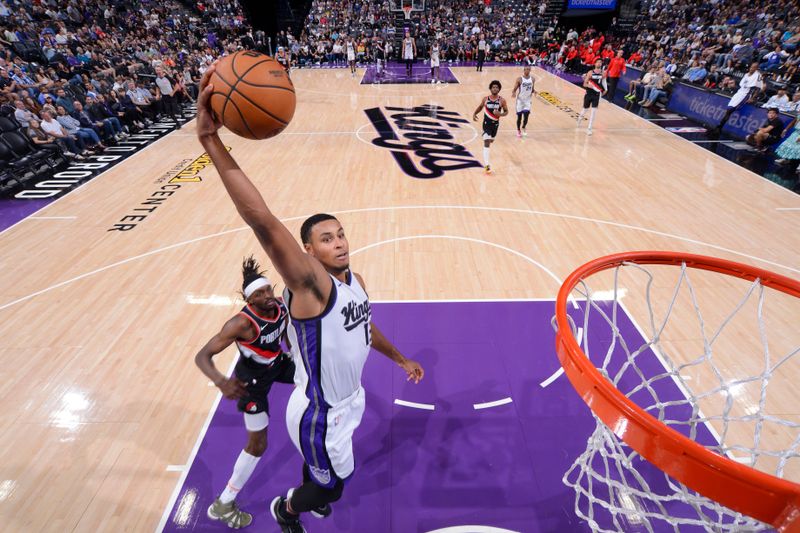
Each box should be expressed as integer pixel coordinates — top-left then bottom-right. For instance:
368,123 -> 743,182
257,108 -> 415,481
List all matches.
511,65 -> 535,137
346,36 -> 356,77
403,30 -> 416,78
430,40 -> 441,84
195,65 -> 425,533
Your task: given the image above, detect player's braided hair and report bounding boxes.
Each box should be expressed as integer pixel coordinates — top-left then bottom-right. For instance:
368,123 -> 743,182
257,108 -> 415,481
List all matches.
241,255 -> 268,296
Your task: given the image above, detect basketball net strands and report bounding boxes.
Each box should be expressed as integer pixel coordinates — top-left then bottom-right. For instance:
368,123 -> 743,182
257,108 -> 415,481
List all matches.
554,252 -> 800,532
392,0 -> 424,19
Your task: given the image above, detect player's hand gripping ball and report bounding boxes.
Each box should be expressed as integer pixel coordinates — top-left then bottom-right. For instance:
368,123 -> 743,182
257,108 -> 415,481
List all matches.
207,51 -> 296,140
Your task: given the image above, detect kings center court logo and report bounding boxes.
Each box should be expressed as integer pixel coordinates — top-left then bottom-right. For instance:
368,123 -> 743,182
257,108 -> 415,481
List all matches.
363,104 -> 482,179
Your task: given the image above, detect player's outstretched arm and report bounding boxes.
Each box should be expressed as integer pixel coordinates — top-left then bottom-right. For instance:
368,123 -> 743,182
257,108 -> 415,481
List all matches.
195,316 -> 250,399
196,65 -> 329,294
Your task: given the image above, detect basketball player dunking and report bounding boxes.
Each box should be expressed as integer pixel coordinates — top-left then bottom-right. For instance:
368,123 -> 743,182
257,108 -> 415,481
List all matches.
403,30 -> 416,78
196,256 -> 295,528
196,65 -> 425,533
346,36 -> 356,77
430,40 -> 441,84
472,80 -> 508,174
577,58 -> 606,136
511,65 -> 535,138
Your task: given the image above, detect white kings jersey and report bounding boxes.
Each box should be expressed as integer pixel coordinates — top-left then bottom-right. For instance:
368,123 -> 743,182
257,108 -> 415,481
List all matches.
518,75 -> 533,102
284,271 -> 371,406
403,38 -> 414,59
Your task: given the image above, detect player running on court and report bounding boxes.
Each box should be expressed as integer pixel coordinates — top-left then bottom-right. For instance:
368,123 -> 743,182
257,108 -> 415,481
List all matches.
577,58 -> 606,136
511,65 -> 535,137
196,64 -> 425,533
195,256 -> 295,528
473,80 -> 509,174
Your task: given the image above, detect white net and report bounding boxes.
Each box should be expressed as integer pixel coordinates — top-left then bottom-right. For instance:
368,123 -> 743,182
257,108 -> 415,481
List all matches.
561,260 -> 800,532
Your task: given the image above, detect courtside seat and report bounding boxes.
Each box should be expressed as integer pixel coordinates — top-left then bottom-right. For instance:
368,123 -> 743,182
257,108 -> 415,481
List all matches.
1,130 -> 64,170
0,116 -> 20,133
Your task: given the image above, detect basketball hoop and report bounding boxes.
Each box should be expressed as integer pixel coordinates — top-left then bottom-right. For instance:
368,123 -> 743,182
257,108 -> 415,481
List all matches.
402,5 -> 413,19
554,252 -> 800,532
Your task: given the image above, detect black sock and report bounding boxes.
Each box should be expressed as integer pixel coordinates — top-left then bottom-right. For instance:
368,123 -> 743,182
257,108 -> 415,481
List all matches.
516,114 -> 522,130
280,499 -> 298,520
523,113 -> 529,128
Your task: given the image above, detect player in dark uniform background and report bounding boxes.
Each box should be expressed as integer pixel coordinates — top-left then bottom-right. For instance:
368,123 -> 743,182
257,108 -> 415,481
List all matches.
195,256 -> 296,528
472,80 -> 508,174
374,38 -> 386,80
577,58 -> 606,136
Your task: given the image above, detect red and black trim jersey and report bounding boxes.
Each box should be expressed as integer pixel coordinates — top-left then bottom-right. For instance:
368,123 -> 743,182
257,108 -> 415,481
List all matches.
236,299 -> 289,364
484,95 -> 502,121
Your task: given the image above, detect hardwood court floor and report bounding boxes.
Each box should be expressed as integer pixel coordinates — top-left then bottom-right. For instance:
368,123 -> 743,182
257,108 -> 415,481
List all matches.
0,66 -> 798,531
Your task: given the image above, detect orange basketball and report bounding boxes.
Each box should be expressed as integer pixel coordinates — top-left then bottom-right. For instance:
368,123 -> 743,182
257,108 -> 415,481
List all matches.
207,51 -> 296,140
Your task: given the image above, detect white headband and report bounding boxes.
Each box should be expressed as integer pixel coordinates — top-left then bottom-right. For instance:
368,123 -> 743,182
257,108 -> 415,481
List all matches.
243,277 -> 271,299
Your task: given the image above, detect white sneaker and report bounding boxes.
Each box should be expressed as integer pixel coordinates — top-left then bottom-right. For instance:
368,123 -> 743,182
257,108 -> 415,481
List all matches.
587,128 -> 593,136
522,130 -> 528,137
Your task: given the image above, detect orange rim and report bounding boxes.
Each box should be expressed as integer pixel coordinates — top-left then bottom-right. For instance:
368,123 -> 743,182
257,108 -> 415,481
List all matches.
555,251 -> 800,531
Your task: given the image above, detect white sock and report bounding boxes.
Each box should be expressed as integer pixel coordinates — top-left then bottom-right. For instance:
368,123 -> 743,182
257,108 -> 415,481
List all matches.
578,109 -> 586,122
219,450 -> 261,504
483,146 -> 490,166
588,108 -> 597,129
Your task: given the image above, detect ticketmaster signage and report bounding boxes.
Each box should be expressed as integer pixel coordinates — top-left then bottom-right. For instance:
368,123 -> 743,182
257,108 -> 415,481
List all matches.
618,66 -> 790,140
567,0 -> 616,9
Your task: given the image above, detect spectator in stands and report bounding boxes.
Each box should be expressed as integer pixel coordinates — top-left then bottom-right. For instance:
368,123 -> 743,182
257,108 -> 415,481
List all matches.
55,88 -> 75,114
86,95 -> 127,139
774,113 -> 800,165
55,104 -> 105,151
731,38 -> 754,67
624,66 -> 655,102
39,110 -> 88,158
73,100 -> 115,142
762,88 -> 790,111
628,49 -> 643,66
26,118 -> 71,157
640,68 -> 671,107
760,46 -> 787,73
746,108 -> 784,152
126,80 -> 156,121
682,60 -> 708,84
13,99 -> 34,128
785,91 -> 800,114
108,89 -> 147,129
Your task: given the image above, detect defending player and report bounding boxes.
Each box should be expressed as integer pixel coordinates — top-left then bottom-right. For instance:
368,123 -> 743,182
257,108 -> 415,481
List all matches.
195,256 -> 295,528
